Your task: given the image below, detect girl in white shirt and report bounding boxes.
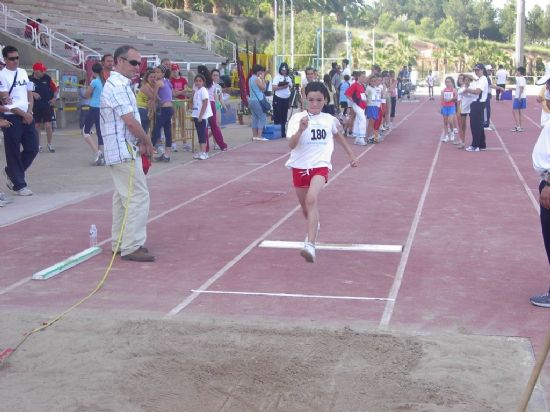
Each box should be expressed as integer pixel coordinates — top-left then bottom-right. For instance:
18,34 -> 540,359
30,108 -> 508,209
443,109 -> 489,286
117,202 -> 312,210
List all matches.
191,74 -> 213,160
286,82 -> 358,263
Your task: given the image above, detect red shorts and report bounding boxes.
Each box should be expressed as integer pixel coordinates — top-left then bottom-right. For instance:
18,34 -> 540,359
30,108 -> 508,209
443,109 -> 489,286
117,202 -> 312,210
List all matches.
292,167 -> 329,188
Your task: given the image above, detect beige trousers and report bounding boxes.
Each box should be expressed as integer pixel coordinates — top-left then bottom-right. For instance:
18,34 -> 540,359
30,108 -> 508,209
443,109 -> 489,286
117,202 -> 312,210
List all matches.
108,157 -> 150,256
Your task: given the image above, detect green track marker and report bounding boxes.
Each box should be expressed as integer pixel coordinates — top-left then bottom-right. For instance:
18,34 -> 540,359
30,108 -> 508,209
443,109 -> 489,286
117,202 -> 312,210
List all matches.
31,246 -> 102,281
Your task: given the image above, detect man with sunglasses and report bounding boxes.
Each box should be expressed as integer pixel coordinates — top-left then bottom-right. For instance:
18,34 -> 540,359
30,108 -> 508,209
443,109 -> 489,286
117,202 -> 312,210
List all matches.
0,45 -> 38,196
100,45 -> 155,262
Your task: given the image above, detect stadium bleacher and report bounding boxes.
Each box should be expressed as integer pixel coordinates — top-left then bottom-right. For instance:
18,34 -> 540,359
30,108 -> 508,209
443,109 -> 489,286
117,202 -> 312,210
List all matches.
1,0 -> 227,66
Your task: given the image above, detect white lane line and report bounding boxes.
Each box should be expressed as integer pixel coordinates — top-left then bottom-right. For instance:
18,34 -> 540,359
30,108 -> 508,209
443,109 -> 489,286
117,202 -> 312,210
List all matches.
492,124 -> 539,212
524,112 -> 542,128
259,240 -> 403,253
379,139 -> 442,329
190,290 -> 394,301
167,100 -> 428,318
0,146 -> 287,297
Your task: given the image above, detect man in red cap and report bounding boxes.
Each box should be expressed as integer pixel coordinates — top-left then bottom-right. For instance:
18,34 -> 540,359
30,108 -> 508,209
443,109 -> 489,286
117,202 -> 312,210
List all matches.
29,61 -> 57,152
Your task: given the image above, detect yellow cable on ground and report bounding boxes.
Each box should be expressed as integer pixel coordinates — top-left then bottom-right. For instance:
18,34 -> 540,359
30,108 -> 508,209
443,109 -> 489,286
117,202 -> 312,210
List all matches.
0,159 -> 136,363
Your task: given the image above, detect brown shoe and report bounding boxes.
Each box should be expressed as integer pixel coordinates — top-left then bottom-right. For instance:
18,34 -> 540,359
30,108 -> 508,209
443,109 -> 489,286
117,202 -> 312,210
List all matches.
113,246 -> 149,255
121,248 -> 155,262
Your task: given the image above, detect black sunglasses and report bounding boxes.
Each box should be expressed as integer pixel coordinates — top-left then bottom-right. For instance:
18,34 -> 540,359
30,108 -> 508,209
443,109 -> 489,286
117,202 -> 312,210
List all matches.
121,56 -> 140,66
7,56 -> 19,61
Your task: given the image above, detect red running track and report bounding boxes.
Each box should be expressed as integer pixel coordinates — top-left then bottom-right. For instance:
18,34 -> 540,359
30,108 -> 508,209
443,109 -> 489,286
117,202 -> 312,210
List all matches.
1,96 -> 550,403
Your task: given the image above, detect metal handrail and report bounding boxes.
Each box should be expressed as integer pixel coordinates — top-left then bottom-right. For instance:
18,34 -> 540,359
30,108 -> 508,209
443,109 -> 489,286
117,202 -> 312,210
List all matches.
0,1 -> 101,69
123,0 -> 236,61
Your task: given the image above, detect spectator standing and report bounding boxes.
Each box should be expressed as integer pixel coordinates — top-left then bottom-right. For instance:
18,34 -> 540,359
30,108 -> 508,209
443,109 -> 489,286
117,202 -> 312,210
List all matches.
389,70 -> 397,127
0,45 -> 37,196
484,65 -> 493,129
83,62 -> 105,165
426,70 -> 435,100
344,71 -> 367,145
30,62 -> 57,153
136,69 -> 158,135
151,65 -> 174,162
512,66 -> 527,132
464,63 -> 488,152
191,74 -> 212,160
100,45 -> 155,262
272,62 -> 292,138
170,63 -> 187,100
495,65 -> 508,101
198,65 -> 227,151
101,54 -> 114,82
248,64 -> 268,141
341,59 -> 351,77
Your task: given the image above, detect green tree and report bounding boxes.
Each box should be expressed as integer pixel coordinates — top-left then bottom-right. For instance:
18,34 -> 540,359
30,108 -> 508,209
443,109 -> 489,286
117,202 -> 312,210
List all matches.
498,0 -> 516,42
416,17 -> 436,38
526,5 -> 545,43
434,17 -> 461,40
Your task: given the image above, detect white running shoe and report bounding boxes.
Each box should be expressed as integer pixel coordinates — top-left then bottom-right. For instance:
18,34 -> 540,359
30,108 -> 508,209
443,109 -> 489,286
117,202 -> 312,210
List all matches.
453,128 -> 458,134
300,242 -> 316,263
193,152 -> 201,159
465,146 -> 480,152
198,152 -> 209,160
17,187 -> 33,196
354,137 -> 367,146
171,143 -> 178,152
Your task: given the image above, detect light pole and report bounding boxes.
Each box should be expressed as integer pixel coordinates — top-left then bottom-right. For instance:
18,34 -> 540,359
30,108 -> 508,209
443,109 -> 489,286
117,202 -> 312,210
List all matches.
515,0 -> 525,67
273,0 -> 277,72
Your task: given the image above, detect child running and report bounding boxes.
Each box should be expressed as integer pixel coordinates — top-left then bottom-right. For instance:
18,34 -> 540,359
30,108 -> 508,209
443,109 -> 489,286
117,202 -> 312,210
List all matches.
440,76 -> 457,142
286,82 -> 358,263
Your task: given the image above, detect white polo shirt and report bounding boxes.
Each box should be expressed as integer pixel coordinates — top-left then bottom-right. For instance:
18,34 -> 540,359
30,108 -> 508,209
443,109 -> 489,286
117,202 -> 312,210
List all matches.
473,75 -> 489,102
285,111 -> 340,170
0,67 -> 32,114
273,74 -> 291,99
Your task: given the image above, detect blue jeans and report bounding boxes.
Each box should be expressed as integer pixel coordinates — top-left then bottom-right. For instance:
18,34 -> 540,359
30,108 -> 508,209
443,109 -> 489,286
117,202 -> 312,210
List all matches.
138,108 -> 150,135
152,107 -> 174,147
248,99 -> 267,130
3,116 -> 38,191
193,118 -> 208,144
83,106 -> 103,146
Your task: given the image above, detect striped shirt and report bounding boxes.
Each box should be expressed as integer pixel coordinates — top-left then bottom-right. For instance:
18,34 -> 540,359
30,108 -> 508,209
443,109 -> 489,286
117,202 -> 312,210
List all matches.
100,70 -> 142,165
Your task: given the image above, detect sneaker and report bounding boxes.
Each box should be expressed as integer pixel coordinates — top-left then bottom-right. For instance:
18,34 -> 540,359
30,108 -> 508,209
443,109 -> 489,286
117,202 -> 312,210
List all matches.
465,146 -> 480,152
171,143 -> 178,152
484,126 -> 493,131
368,138 -> 375,144
511,126 -> 518,132
354,137 -> 367,146
47,143 -> 55,153
530,289 -> 550,307
0,192 -> 13,204
182,143 -> 192,152
16,187 -> 33,196
456,142 -> 466,149
193,152 -> 201,159
38,145 -> 43,153
154,154 -> 170,162
440,133 -> 449,142
480,147 -> 488,151
93,152 -> 105,166
198,152 -> 209,160
453,128 -> 458,134
516,127 -> 524,132
300,242 -> 316,263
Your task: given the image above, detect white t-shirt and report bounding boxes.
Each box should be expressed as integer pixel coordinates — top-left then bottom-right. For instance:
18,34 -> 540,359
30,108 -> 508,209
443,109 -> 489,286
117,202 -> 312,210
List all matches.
342,67 -> 351,77
473,76 -> 488,102
533,121 -> 550,176
273,74 -> 291,99
426,75 -> 435,87
515,76 -> 527,99
192,86 -> 213,119
285,111 -> 340,170
496,69 -> 508,85
458,86 -> 477,114
0,67 -> 32,113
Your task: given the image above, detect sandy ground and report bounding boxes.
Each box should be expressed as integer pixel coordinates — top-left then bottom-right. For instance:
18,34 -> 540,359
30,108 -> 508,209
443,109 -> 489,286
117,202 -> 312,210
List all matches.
0,311 -> 543,412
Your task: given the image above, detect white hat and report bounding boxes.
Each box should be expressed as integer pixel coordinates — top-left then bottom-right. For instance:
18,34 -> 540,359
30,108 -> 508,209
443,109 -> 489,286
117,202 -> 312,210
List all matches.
536,61 -> 550,85
485,64 -> 493,70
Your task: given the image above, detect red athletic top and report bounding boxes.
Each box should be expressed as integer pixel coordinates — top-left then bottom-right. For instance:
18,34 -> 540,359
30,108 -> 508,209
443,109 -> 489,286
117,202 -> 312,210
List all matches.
170,77 -> 188,100
441,87 -> 456,107
345,82 -> 367,110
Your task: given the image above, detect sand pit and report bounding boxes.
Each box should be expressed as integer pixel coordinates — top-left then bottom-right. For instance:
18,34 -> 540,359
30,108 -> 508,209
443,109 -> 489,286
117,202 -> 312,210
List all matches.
0,312 -> 543,411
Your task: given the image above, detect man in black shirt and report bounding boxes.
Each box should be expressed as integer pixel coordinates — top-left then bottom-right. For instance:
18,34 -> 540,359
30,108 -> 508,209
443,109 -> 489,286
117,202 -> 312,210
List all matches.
29,62 -> 57,152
